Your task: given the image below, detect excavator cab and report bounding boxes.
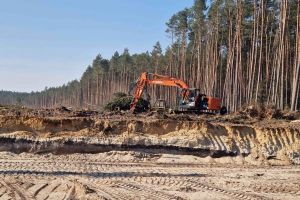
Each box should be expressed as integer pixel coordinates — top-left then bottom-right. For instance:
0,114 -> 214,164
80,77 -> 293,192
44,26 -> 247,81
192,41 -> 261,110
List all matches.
178,88 -> 199,110
177,88 -> 226,114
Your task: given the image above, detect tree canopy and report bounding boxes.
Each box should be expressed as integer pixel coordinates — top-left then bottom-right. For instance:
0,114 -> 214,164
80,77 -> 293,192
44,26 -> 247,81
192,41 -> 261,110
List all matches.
1,0 -> 299,111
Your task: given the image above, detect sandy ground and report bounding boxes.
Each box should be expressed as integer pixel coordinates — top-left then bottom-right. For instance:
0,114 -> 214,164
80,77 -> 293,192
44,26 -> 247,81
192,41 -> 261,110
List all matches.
0,106 -> 300,199
0,151 -> 299,200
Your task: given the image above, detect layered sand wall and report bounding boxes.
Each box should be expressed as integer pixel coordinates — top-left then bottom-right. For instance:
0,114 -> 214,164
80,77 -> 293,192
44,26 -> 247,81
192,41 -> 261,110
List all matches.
0,115 -> 299,165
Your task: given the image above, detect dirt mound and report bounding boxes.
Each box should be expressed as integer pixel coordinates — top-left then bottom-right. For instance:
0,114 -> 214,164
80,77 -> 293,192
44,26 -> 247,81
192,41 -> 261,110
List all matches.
237,104 -> 300,121
0,105 -> 100,118
237,105 -> 283,119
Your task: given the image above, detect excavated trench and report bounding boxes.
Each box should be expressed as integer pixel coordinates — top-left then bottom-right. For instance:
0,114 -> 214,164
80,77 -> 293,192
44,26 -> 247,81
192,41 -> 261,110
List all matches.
0,115 -> 299,165
0,137 -> 238,158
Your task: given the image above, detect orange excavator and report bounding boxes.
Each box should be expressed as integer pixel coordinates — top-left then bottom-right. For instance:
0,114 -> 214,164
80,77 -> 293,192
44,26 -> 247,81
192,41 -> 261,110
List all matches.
129,72 -> 227,115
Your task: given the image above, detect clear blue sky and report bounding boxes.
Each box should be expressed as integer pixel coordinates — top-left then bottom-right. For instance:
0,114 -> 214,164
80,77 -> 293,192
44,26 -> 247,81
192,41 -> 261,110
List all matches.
0,0 -> 194,92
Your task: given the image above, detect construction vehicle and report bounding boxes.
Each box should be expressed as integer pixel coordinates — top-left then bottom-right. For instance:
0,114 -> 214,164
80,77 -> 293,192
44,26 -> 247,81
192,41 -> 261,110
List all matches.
129,72 -> 227,115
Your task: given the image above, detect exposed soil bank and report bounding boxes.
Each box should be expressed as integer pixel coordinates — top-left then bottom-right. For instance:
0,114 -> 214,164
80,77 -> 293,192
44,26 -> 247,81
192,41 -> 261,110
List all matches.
0,137 -> 238,158
0,114 -> 300,165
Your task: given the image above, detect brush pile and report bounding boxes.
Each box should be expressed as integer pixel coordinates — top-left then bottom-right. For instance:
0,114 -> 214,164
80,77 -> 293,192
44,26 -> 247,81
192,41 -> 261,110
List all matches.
104,92 -> 150,112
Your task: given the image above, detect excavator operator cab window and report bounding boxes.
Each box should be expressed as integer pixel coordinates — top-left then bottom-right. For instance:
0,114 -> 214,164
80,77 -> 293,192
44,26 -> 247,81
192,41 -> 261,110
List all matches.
188,90 -> 195,102
198,94 -> 208,110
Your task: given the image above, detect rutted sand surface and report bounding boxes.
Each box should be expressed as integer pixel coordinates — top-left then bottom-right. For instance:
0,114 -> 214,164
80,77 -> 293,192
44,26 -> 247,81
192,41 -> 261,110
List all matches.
0,151 -> 299,200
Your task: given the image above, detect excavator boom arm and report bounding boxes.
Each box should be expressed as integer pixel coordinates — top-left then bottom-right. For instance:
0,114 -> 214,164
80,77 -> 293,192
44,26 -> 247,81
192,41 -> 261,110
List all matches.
130,72 -> 189,112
